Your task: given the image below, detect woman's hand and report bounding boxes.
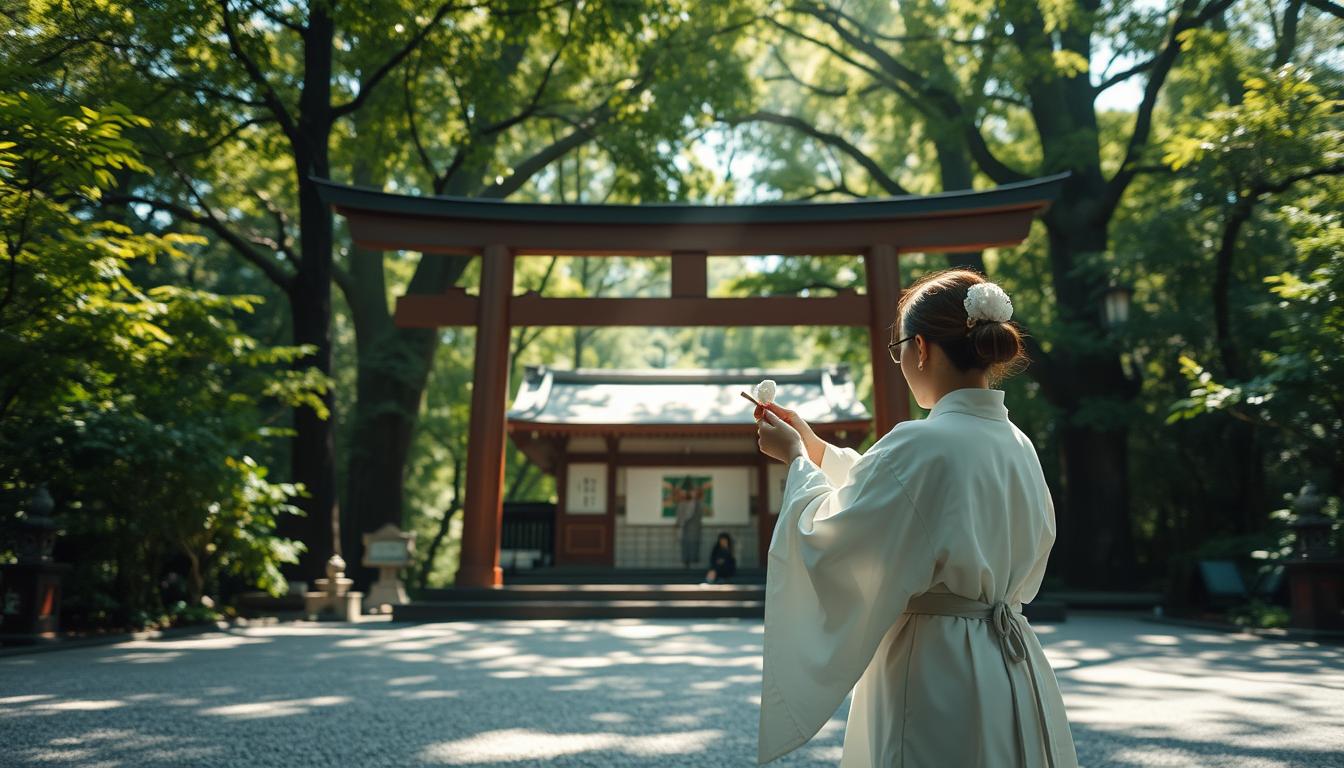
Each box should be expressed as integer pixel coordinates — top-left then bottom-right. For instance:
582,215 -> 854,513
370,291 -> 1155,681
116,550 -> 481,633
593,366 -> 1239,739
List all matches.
756,409 -> 805,464
754,402 -> 826,465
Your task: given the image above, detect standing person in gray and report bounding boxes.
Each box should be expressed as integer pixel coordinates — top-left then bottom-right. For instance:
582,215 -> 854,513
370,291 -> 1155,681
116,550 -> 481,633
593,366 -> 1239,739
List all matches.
674,477 -> 704,568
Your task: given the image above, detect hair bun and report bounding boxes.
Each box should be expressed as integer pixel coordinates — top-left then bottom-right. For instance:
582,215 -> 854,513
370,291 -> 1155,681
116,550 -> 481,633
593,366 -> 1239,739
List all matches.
968,320 -> 1023,368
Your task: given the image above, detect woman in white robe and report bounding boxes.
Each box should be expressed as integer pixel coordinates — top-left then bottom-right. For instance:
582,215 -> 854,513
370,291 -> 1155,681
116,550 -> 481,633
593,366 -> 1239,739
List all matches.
754,269 -> 1078,767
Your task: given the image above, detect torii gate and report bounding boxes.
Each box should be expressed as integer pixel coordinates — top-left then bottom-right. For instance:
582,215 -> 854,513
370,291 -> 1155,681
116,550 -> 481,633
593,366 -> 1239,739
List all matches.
316,173 -> 1065,587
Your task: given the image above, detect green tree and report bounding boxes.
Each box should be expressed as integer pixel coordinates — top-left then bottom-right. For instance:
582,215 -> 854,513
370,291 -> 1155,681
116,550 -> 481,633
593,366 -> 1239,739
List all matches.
1167,69 -> 1344,498
11,0 -> 759,585
333,0 -> 757,583
14,0 -> 540,581
0,92 -> 322,627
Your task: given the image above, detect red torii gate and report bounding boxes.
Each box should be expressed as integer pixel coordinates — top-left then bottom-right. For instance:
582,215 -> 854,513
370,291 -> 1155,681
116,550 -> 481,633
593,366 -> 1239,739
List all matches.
316,174 -> 1065,587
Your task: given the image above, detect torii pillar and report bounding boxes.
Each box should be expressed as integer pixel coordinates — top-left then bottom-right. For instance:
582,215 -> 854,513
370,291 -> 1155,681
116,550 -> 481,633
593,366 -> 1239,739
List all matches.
866,243 -> 910,434
456,244 -> 514,588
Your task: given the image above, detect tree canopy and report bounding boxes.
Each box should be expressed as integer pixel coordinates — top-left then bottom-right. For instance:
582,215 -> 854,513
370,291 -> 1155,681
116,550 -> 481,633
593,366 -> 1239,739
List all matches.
2,0 -> 1340,624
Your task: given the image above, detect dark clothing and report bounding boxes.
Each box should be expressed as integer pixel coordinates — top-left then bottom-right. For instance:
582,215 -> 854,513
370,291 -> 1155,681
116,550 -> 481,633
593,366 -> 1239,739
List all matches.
709,544 -> 737,580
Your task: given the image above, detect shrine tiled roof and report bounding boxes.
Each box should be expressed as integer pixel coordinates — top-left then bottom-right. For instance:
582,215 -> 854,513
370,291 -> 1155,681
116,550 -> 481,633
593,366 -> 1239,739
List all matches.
506,366 -> 870,431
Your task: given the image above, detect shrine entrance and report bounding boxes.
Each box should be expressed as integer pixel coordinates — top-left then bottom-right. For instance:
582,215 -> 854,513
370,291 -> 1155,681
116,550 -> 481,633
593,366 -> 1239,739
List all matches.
317,174 -> 1065,587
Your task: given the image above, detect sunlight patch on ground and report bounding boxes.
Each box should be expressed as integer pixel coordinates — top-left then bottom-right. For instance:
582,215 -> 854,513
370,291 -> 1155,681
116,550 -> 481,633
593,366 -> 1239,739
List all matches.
398,689 -> 460,700
590,712 -> 632,724
12,727 -> 223,768
114,634 -> 269,651
419,728 -> 726,763
1134,634 -> 1183,646
98,651 -> 183,664
387,675 -> 438,686
198,695 -> 350,719
390,652 -> 440,663
0,694 -> 55,705
31,699 -> 127,712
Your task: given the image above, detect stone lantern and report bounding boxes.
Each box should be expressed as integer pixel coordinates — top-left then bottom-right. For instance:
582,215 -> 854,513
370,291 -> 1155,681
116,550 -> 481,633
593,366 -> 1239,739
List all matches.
1,485 -> 72,643
303,554 -> 362,622
15,485 -> 57,562
1284,482 -> 1344,631
1289,483 -> 1332,559
363,524 -> 415,612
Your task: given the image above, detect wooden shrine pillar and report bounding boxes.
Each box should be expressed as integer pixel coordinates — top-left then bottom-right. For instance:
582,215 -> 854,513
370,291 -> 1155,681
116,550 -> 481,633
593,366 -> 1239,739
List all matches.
553,452 -> 568,565
864,244 -> 910,436
756,458 -> 773,567
604,435 -> 619,565
456,244 -> 514,588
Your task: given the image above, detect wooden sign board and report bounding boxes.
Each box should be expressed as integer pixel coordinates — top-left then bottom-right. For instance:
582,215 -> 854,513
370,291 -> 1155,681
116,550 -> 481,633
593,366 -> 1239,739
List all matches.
365,540 -> 411,567
363,524 -> 415,568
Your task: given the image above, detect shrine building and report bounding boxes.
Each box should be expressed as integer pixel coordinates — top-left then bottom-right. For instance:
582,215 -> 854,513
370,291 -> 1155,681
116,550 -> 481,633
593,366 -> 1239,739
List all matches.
501,365 -> 871,572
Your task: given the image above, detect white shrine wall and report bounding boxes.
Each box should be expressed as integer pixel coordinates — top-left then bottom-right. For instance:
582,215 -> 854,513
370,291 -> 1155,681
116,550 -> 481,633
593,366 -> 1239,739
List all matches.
614,465 -> 759,569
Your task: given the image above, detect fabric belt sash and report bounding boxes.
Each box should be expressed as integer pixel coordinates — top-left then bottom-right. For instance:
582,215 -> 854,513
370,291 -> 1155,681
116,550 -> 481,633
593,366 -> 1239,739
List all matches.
904,592 -> 1059,768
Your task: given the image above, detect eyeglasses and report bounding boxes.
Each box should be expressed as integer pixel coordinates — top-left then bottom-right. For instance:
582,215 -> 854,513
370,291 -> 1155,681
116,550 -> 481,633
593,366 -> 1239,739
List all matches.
888,334 -> 916,365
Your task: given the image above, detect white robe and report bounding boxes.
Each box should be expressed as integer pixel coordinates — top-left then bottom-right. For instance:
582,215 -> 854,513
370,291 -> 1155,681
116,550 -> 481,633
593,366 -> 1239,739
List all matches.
758,387 -> 1078,767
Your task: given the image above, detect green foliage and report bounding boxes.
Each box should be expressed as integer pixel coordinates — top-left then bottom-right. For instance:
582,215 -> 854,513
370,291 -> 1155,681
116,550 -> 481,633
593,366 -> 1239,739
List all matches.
1168,204 -> 1344,480
1226,600 -> 1290,629
1163,66 -> 1342,188
0,92 -> 324,629
1164,66 -> 1344,493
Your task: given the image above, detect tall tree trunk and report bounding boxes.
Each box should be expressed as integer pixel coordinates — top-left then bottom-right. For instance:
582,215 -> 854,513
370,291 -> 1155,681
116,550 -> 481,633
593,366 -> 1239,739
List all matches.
932,138 -> 986,273
1211,195 -> 1266,536
1039,196 -> 1140,588
285,230 -> 337,583
341,251 -> 470,587
338,117 -> 497,587
1057,424 -> 1134,585
1001,0 -> 1142,585
337,34 -> 573,586
276,7 -> 338,584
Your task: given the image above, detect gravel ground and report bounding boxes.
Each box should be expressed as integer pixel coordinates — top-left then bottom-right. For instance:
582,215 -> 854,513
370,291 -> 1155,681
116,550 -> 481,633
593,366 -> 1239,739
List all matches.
0,614 -> 1340,767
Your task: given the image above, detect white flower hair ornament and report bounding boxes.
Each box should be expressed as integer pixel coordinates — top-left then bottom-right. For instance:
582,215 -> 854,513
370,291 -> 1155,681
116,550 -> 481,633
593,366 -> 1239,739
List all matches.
963,282 -> 1014,328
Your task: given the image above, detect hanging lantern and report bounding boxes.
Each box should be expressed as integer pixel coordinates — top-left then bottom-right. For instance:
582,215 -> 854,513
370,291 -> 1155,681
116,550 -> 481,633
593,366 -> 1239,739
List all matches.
1102,282 -> 1132,328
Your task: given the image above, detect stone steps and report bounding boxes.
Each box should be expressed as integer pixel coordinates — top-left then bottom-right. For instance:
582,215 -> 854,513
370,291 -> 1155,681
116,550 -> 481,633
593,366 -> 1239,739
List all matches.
414,584 -> 764,602
504,567 -> 766,585
399,583 -> 764,621
394,598 -> 765,621
394,583 -> 1067,623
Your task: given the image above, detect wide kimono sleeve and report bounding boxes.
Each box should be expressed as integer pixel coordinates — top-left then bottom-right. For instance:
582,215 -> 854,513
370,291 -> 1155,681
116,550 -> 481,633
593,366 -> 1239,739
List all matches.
818,441 -> 862,487
757,432 -> 939,764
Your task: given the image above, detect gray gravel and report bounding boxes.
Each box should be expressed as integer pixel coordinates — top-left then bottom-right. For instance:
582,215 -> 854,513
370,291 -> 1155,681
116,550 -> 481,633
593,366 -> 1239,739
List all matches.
0,615 -> 1340,767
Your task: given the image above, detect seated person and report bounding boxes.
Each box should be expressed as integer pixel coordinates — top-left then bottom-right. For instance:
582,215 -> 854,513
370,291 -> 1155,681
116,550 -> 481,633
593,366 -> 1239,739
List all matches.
705,532 -> 737,584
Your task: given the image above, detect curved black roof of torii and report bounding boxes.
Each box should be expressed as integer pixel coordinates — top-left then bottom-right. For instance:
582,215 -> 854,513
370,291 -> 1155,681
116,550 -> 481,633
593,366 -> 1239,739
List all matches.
314,173 -> 1067,225
314,173 -> 1067,255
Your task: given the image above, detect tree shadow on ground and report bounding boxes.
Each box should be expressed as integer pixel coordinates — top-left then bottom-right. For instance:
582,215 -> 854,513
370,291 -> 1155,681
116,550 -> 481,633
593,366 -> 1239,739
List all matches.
0,616 -> 1339,767
0,620 -> 844,767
